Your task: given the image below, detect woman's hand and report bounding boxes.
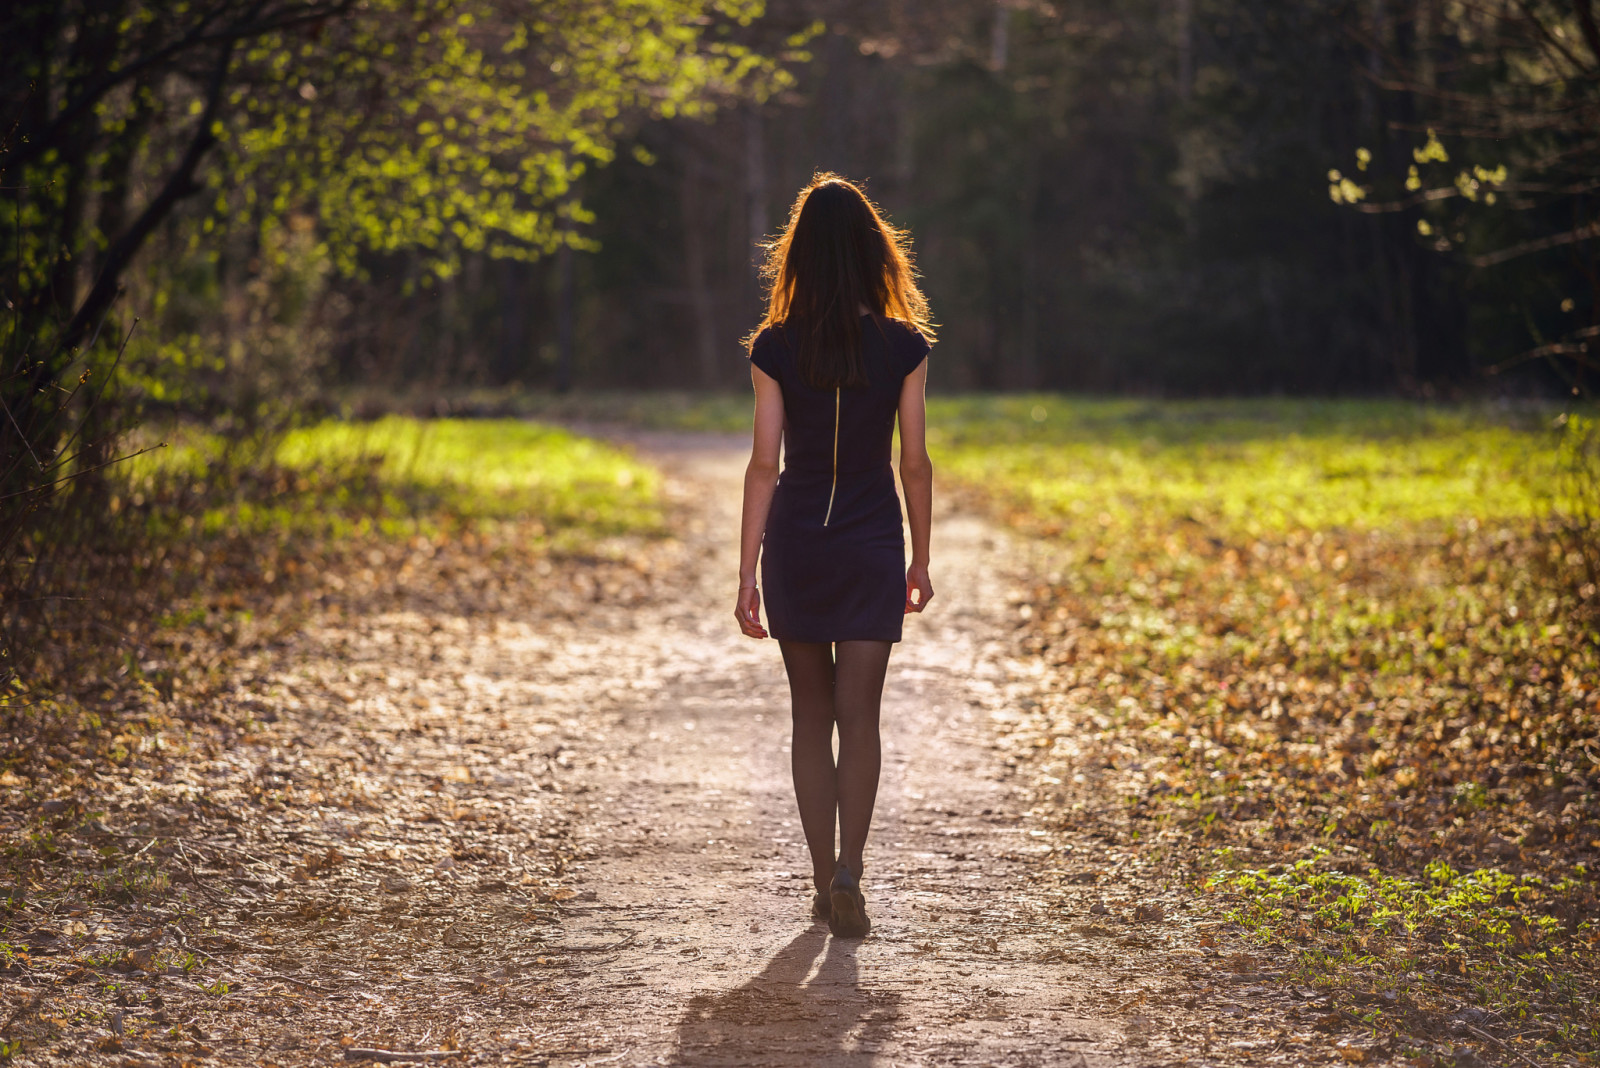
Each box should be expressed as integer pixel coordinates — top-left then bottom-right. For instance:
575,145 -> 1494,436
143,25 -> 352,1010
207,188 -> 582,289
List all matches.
735,585 -> 768,639
905,564 -> 934,614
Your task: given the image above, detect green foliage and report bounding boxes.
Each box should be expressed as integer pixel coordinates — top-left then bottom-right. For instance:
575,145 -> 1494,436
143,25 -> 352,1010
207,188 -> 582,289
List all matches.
1329,2 -> 1599,384
927,396 -> 1562,534
132,416 -> 665,545
1212,851 -> 1594,1037
1216,848 -> 1581,964
221,0 -> 786,277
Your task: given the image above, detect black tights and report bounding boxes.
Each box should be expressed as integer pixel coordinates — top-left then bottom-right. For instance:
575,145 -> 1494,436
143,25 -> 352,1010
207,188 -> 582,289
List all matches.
779,640 -> 892,894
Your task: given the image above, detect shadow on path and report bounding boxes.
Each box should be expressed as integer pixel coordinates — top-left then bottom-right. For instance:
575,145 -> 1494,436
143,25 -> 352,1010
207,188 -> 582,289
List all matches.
667,927 -> 903,1065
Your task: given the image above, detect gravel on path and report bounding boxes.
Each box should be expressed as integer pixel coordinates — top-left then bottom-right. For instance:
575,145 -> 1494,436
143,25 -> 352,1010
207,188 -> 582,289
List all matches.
533,432 -> 1175,1067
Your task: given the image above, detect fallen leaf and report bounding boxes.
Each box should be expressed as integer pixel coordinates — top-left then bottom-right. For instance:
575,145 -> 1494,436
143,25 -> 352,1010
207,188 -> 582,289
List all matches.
442,925 -> 479,949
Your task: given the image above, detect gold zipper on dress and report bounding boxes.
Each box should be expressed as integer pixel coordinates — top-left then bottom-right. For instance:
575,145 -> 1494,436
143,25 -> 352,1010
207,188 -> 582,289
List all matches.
822,387 -> 839,527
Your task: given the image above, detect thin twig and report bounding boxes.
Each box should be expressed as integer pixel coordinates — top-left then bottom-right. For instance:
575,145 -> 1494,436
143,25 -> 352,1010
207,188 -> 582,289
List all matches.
49,317 -> 139,467
342,1049 -> 464,1063
95,829 -> 272,867
0,392 -> 43,472
1461,1021 -> 1542,1068
175,841 -> 225,902
254,971 -> 329,993
0,442 -> 166,502
0,989 -> 45,1034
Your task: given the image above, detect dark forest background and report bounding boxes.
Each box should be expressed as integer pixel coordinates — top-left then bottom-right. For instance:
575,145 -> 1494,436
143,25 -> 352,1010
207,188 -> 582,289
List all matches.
330,0 -> 1598,397
7,0 -> 1598,451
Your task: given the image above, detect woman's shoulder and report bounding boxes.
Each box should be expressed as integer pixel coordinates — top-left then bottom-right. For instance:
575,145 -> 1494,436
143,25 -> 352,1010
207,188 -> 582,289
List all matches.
872,314 -> 929,343
875,316 -> 931,367
748,323 -> 791,378
750,323 -> 785,348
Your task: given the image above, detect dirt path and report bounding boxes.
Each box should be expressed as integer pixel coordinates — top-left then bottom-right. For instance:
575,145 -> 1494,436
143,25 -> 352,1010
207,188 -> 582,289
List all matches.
6,432 -> 1312,1067
528,432 -> 1136,1066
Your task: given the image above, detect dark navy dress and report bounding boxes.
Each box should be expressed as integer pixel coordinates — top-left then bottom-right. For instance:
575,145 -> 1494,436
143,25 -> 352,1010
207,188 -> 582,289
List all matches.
750,314 -> 931,643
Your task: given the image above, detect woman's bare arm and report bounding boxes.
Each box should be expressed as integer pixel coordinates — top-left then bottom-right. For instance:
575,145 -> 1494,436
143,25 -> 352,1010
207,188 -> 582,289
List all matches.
735,363 -> 785,638
897,358 -> 934,613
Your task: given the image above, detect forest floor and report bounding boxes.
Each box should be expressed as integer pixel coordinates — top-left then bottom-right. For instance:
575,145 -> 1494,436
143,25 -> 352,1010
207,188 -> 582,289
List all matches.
0,429 -> 1356,1068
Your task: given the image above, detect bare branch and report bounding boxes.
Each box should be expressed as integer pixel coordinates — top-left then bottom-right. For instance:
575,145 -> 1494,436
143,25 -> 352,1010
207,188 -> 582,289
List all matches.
56,41 -> 238,355
0,442 -> 168,503
1,0 -> 354,176
1351,188 -> 1462,214
1486,326 -> 1600,375
1516,0 -> 1589,74
1470,221 -> 1600,268
1575,0 -> 1600,67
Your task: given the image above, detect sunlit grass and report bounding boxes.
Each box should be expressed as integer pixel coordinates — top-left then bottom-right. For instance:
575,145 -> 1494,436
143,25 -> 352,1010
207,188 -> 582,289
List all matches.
336,386 -> 755,433
924,395 -> 1565,534
126,416 -> 664,544
277,417 -> 662,527
405,391 -> 1568,533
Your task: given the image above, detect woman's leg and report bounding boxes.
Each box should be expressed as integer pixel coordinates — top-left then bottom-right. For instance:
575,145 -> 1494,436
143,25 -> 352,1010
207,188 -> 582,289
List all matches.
832,640 -> 891,880
779,641 -> 837,895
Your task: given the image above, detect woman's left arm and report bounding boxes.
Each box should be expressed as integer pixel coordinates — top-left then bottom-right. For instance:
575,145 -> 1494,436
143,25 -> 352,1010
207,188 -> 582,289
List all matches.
735,363 -> 785,638
897,358 -> 934,613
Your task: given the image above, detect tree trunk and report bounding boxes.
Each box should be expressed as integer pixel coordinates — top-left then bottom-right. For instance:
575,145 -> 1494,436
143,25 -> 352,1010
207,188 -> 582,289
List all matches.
990,2 -> 1010,72
555,242 -> 575,394
1176,0 -> 1194,99
744,106 -> 768,319
57,39 -> 235,358
680,144 -> 720,388
1011,157 -> 1040,389
496,259 -> 530,385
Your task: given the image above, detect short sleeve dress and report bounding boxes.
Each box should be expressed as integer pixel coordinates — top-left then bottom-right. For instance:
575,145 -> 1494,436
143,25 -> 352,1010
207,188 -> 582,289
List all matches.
749,313 -> 931,643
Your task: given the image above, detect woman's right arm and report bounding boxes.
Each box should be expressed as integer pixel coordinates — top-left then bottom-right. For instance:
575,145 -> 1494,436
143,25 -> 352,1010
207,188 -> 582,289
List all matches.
735,363 -> 785,639
897,358 -> 934,613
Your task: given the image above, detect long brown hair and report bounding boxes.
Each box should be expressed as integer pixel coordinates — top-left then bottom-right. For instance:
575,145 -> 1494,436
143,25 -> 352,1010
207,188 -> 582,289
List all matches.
750,173 -> 933,389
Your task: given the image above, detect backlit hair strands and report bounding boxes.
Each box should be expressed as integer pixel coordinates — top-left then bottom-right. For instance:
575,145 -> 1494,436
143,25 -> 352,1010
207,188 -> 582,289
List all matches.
749,173 -> 935,390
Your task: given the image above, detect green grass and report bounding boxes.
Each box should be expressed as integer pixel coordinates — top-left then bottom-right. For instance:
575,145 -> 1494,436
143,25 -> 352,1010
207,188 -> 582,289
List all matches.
337,386 -> 756,433
126,416 -> 664,544
339,392 -> 1569,535
275,417 -> 663,531
925,395 -> 1567,534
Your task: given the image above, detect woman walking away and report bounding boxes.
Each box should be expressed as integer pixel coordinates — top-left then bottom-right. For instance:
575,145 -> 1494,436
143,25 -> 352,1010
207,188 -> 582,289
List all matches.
733,173 -> 935,939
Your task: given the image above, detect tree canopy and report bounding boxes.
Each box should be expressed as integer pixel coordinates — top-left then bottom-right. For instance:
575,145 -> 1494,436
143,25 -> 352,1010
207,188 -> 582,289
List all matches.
1,0 -> 788,511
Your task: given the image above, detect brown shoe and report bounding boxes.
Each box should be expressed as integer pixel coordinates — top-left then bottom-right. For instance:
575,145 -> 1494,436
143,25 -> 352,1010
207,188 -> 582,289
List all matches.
828,865 -> 870,938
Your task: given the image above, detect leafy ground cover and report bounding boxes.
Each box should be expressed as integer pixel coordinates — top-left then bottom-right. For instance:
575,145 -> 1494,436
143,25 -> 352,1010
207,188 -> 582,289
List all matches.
1,418 -> 678,1062
10,415 -> 667,779
933,396 -> 1599,1064
8,395 -> 1597,1064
